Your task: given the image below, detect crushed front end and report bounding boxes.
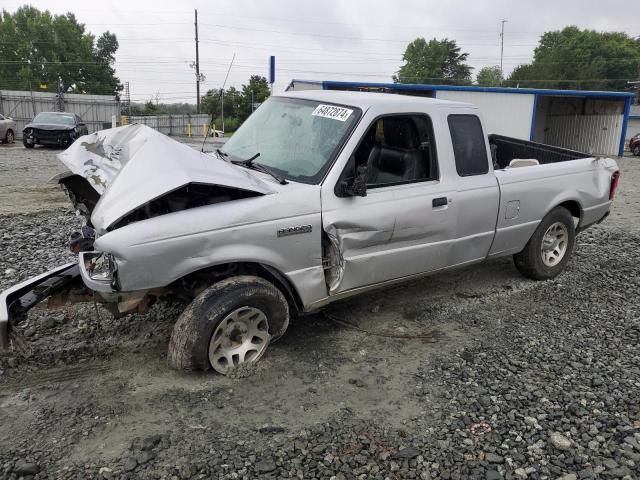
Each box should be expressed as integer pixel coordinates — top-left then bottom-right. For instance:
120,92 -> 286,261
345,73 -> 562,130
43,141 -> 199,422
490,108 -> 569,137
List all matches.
23,127 -> 77,147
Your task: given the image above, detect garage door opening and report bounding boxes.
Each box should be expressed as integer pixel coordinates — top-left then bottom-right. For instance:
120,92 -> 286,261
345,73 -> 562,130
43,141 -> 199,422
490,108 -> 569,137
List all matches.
531,95 -> 626,156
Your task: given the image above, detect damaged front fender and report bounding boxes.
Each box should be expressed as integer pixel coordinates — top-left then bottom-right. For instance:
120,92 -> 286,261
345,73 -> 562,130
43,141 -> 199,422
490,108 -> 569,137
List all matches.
55,124 -> 276,232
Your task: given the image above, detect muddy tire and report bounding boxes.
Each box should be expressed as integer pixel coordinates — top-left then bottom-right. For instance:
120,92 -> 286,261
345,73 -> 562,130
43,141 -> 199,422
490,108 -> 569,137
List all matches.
167,276 -> 289,373
513,206 -> 575,280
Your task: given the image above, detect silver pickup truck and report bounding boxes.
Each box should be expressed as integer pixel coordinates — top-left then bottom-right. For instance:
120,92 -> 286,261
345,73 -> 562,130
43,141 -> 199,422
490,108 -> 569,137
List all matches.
0,91 -> 620,374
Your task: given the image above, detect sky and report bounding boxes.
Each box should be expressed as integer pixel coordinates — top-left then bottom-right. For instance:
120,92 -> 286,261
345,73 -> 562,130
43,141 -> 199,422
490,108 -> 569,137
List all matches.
5,0 -> 640,103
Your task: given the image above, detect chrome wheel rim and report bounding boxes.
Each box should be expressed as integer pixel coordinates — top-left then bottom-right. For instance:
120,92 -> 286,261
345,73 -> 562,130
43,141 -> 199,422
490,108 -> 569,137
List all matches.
541,222 -> 568,267
208,306 -> 271,374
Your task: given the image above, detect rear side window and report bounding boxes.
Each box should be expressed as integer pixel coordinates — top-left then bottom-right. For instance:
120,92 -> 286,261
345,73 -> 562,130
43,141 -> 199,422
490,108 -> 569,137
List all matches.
448,115 -> 489,176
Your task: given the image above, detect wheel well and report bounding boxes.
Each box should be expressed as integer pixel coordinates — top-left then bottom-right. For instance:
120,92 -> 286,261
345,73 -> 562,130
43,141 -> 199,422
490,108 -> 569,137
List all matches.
176,262 -> 304,315
557,200 -> 582,221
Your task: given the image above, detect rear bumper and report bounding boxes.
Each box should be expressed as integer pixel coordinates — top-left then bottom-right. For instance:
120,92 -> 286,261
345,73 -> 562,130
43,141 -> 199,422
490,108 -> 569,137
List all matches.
0,263 -> 80,349
577,202 -> 612,233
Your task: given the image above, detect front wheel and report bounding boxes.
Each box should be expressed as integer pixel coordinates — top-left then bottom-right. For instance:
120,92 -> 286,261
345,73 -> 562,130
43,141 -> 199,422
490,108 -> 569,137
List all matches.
4,129 -> 14,144
513,206 -> 576,280
633,145 -> 640,156
23,139 -> 34,149
167,276 -> 289,374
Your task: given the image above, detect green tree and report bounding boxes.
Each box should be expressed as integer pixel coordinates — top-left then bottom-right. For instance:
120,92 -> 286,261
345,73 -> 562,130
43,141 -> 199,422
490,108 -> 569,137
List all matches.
142,101 -> 159,115
507,26 -> 640,91
201,88 -> 222,117
129,102 -> 196,115
201,75 -> 271,131
222,86 -> 243,119
476,66 -> 503,87
0,6 -> 122,95
393,38 -> 472,85
240,75 -> 270,118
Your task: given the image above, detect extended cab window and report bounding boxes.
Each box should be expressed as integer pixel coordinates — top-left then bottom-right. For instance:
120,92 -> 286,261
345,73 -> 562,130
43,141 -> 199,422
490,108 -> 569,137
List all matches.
448,114 -> 489,176
350,115 -> 438,187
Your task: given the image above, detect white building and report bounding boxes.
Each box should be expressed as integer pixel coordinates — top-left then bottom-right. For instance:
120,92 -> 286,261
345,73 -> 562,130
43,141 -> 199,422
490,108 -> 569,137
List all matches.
287,80 -> 634,157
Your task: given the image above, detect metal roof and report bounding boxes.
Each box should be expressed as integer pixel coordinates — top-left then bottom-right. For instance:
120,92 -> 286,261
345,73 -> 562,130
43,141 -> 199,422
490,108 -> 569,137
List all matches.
291,79 -> 635,99
280,89 -> 473,110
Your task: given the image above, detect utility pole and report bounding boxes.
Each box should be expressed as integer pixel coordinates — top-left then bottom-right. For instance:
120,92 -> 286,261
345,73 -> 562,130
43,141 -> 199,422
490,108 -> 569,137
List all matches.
629,58 -> 640,106
630,81 -> 640,104
499,19 -> 508,79
194,9 -> 200,113
56,77 -> 64,112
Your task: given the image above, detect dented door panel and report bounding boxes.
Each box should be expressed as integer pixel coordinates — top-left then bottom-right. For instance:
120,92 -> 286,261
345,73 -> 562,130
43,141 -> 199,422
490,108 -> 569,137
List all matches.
322,181 -> 457,294
321,187 -> 396,292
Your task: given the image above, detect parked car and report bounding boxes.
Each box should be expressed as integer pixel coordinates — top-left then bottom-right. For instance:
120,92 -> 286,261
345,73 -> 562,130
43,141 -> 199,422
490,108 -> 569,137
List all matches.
630,133 -> 640,156
22,111 -> 88,148
0,113 -> 16,144
1,91 -> 620,374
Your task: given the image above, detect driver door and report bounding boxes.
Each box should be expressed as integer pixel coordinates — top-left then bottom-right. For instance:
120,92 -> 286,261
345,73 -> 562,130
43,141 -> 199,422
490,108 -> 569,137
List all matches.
322,114 -> 456,294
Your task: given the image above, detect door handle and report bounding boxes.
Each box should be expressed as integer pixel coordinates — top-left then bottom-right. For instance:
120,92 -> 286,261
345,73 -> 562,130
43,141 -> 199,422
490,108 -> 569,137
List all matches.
432,197 -> 448,208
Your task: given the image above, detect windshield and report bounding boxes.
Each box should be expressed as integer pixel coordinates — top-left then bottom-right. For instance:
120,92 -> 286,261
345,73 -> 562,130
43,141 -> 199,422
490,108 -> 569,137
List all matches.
33,112 -> 76,125
221,97 -> 360,184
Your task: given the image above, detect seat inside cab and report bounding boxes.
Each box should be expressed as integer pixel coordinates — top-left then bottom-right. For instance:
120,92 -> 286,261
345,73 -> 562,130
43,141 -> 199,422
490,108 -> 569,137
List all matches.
352,116 -> 439,187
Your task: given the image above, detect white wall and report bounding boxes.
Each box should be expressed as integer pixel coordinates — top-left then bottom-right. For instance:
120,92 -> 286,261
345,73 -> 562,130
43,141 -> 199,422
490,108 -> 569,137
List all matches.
434,90 -> 535,140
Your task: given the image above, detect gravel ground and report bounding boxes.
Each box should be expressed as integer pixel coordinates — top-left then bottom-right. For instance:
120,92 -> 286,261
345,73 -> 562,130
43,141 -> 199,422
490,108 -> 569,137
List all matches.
0,143 -> 639,480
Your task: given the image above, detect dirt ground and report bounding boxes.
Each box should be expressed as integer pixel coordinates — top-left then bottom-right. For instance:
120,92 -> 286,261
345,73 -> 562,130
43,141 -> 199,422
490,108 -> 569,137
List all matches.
0,142 -> 639,479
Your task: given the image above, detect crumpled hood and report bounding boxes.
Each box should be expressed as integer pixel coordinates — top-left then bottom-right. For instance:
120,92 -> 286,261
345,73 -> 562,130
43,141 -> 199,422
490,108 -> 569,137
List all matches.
24,122 -> 75,131
57,124 -> 275,231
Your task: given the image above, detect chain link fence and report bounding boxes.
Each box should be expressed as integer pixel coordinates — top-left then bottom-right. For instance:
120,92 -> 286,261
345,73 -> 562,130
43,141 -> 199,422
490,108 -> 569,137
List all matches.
124,114 -> 212,137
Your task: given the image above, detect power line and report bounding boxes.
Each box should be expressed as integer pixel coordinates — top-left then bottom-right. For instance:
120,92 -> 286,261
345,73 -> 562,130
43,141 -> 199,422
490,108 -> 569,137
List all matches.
28,9 -> 637,39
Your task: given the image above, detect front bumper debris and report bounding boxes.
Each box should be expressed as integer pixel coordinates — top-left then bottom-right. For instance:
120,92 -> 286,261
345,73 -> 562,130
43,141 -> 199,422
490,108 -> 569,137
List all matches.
0,263 -> 80,349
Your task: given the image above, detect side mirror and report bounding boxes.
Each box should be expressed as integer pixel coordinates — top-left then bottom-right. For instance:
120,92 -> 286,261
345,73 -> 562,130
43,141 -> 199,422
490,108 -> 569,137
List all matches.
339,164 -> 367,197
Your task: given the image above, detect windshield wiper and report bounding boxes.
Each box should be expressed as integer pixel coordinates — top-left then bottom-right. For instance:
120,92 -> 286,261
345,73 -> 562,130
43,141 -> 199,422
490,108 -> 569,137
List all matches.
230,153 -> 288,185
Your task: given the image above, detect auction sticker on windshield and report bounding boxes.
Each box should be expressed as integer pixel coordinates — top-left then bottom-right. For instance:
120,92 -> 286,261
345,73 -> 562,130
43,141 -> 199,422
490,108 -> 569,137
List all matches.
312,104 -> 353,122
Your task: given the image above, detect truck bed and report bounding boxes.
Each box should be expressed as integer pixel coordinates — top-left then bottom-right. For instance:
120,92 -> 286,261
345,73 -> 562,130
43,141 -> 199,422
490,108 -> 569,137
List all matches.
489,134 -> 588,169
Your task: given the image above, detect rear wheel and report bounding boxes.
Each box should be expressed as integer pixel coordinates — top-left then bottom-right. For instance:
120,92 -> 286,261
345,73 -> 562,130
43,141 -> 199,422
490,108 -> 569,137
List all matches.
4,129 -> 14,144
513,206 -> 575,280
167,276 -> 289,374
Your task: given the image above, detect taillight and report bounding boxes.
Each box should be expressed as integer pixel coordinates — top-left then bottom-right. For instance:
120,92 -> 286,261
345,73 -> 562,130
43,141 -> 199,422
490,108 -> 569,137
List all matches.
609,171 -> 620,200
